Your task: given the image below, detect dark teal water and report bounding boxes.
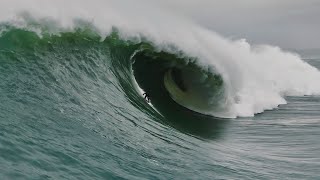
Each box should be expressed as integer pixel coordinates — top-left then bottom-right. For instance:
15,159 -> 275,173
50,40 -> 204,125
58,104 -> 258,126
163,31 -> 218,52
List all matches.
0,29 -> 319,179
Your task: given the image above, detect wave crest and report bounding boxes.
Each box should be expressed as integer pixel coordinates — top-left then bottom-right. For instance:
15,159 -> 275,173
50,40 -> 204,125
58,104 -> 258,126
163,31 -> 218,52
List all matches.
1,1 -> 320,118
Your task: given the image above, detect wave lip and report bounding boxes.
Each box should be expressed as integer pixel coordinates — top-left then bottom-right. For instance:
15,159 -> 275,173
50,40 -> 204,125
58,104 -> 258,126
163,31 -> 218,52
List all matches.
163,66 -> 229,117
1,0 -> 320,118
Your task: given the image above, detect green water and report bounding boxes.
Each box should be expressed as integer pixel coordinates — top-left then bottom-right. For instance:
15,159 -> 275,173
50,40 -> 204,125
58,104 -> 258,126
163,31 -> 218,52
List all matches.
0,29 -> 320,179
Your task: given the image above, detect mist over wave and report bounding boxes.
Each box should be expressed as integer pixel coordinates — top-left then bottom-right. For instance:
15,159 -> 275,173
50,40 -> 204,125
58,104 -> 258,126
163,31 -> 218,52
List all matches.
1,0 -> 320,117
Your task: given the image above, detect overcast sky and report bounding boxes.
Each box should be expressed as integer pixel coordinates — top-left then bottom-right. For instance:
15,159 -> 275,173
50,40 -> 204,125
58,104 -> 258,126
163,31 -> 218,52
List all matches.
155,0 -> 320,49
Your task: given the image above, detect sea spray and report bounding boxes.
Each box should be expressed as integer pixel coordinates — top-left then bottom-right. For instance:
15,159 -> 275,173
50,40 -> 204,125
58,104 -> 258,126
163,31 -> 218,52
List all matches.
1,0 -> 320,117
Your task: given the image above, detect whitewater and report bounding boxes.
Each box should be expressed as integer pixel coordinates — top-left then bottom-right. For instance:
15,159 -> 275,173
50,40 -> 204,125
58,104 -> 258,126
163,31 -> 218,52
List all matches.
1,0 -> 320,118
1,1 -> 320,180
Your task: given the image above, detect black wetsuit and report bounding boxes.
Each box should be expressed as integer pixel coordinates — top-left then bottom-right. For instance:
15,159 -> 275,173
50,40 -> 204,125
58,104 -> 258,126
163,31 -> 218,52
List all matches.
143,93 -> 150,103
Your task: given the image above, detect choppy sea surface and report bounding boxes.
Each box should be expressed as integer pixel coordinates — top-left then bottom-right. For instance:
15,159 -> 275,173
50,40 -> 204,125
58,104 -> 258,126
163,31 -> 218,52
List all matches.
1,2 -> 320,178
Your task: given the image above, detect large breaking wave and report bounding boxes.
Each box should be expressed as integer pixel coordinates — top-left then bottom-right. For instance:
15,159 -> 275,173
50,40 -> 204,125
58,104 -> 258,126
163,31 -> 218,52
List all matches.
1,0 -> 320,118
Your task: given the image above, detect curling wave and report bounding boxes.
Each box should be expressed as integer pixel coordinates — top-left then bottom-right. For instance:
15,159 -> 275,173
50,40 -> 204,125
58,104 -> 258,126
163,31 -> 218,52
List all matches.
1,0 -> 320,118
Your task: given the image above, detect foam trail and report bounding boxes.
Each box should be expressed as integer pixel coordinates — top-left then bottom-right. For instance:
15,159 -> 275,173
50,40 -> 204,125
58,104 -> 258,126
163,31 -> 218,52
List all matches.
1,0 -> 320,117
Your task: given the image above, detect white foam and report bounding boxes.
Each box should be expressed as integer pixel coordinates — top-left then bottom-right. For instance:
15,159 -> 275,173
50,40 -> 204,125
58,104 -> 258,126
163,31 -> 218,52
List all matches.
1,0 -> 320,118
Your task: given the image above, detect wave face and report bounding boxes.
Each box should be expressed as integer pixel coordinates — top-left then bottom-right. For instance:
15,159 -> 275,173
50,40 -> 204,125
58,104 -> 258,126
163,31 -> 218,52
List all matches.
1,1 -> 320,179
1,0 -> 320,118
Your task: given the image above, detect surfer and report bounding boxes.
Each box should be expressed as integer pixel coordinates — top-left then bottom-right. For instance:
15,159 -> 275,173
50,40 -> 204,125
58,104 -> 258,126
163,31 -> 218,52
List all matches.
143,92 -> 150,103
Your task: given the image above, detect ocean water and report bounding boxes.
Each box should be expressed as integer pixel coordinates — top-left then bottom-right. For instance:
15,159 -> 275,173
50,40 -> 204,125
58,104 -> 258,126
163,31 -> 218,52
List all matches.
1,1 -> 320,179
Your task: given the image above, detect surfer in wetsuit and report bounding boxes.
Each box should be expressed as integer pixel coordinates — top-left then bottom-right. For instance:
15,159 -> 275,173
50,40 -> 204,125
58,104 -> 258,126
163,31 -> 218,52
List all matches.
143,92 -> 150,103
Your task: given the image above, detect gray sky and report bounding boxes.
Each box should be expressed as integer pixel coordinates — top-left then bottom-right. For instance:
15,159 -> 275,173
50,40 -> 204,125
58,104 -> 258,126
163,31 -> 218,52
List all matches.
155,0 -> 320,49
